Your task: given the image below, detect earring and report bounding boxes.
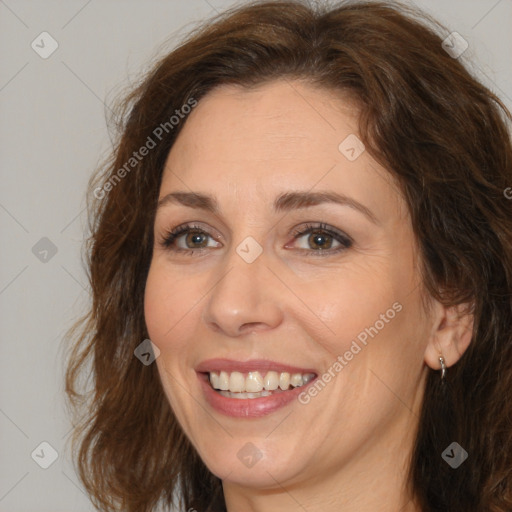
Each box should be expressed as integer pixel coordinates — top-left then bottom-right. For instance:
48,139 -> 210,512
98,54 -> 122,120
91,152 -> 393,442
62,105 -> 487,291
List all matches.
439,354 -> 447,380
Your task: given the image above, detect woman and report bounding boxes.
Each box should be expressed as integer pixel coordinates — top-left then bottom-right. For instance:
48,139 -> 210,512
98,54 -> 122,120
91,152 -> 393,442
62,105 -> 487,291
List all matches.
65,1 -> 512,511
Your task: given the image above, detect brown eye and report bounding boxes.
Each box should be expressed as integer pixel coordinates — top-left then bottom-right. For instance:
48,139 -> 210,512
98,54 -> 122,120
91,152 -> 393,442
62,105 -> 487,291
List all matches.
184,231 -> 209,248
306,231 -> 335,250
289,222 -> 353,256
160,224 -> 221,253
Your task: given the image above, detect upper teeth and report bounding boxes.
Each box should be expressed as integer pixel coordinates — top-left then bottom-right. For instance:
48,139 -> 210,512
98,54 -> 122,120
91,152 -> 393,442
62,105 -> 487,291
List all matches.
209,371 -> 315,393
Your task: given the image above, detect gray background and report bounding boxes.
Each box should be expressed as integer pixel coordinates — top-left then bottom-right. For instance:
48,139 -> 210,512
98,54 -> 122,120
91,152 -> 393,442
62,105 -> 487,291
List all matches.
0,0 -> 510,510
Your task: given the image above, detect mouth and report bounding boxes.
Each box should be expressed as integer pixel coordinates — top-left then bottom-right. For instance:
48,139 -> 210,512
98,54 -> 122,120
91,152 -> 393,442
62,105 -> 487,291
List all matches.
207,370 -> 316,399
195,359 -> 318,417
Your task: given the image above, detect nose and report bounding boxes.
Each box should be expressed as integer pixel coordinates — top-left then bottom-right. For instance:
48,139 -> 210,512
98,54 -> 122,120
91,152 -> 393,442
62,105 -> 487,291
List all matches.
201,247 -> 284,338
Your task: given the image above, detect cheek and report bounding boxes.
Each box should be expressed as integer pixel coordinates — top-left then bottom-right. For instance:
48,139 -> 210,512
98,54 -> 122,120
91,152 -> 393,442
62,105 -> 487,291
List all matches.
302,252 -> 424,381
144,266 -> 167,344
143,263 -> 197,350
144,264 -> 202,424
305,265 -> 398,351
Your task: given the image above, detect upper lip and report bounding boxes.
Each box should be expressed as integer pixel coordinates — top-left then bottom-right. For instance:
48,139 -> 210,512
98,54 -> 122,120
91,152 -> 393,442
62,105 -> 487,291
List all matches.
195,358 -> 317,375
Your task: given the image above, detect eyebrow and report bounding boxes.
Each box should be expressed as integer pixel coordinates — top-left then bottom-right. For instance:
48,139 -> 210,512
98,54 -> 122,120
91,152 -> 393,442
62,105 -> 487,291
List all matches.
157,190 -> 378,224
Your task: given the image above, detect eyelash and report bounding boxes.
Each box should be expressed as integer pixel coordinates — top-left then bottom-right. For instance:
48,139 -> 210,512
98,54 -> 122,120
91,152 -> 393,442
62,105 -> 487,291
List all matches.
159,222 -> 353,257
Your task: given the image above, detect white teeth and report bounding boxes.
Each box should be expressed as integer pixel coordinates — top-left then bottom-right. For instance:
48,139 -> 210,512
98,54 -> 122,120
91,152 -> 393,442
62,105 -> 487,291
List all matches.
209,372 -> 219,389
218,371 -> 230,391
229,371 -> 245,392
208,370 -> 315,394
279,372 -> 290,390
246,372 -> 264,392
290,373 -> 303,387
219,390 -> 272,399
264,371 -> 279,391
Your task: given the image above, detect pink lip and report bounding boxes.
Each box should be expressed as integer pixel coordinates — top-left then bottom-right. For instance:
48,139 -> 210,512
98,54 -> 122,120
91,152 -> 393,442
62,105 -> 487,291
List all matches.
195,358 -> 317,375
195,358 -> 318,418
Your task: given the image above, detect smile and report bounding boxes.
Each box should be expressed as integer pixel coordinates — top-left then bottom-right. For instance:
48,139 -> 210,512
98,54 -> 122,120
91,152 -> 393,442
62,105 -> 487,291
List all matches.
209,370 -> 316,398
196,359 -> 318,417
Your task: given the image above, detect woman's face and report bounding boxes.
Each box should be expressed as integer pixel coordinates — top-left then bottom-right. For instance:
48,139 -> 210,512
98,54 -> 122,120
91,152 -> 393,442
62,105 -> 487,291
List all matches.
144,80 -> 432,492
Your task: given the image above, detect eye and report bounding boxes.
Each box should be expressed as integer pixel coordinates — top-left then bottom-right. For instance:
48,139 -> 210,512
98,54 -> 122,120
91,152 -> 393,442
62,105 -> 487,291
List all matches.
159,221 -> 352,257
287,222 -> 352,256
160,223 -> 220,254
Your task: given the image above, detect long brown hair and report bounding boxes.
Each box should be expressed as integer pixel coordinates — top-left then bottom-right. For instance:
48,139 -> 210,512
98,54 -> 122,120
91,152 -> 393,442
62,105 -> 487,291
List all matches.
65,1 -> 512,510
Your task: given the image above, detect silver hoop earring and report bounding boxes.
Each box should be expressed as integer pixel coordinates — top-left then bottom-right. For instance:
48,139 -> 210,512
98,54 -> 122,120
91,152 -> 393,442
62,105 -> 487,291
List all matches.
439,355 -> 447,380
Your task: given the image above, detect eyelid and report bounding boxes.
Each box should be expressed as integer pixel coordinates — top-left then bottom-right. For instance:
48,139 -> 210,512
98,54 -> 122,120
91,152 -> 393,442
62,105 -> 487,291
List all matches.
289,222 -> 352,244
159,222 -> 222,249
159,221 -> 352,256
286,222 -> 352,257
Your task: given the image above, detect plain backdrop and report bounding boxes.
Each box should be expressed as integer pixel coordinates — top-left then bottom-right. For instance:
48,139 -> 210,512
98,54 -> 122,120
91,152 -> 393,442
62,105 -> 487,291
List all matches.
0,0 -> 511,510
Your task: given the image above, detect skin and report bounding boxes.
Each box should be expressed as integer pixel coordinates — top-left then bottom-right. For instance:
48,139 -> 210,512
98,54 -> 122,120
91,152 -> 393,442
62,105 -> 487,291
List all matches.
144,79 -> 473,512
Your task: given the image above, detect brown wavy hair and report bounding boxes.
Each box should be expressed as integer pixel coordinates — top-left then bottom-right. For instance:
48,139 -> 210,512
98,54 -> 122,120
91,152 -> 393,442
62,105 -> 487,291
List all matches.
65,1 -> 512,510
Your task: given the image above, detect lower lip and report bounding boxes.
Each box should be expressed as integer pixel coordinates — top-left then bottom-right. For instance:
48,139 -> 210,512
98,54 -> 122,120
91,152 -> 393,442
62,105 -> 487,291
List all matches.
198,373 -> 315,418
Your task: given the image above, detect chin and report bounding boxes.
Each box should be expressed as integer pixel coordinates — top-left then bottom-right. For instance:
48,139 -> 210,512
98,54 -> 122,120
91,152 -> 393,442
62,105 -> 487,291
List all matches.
190,431 -> 316,490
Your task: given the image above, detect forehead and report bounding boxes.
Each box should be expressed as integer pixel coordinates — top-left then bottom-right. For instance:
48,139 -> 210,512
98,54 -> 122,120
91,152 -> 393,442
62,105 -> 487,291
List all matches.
168,80 -> 360,167
160,80 -> 405,220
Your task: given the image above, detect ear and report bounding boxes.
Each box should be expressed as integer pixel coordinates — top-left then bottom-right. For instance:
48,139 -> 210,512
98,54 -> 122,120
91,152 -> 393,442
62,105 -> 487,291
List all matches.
424,301 -> 474,370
